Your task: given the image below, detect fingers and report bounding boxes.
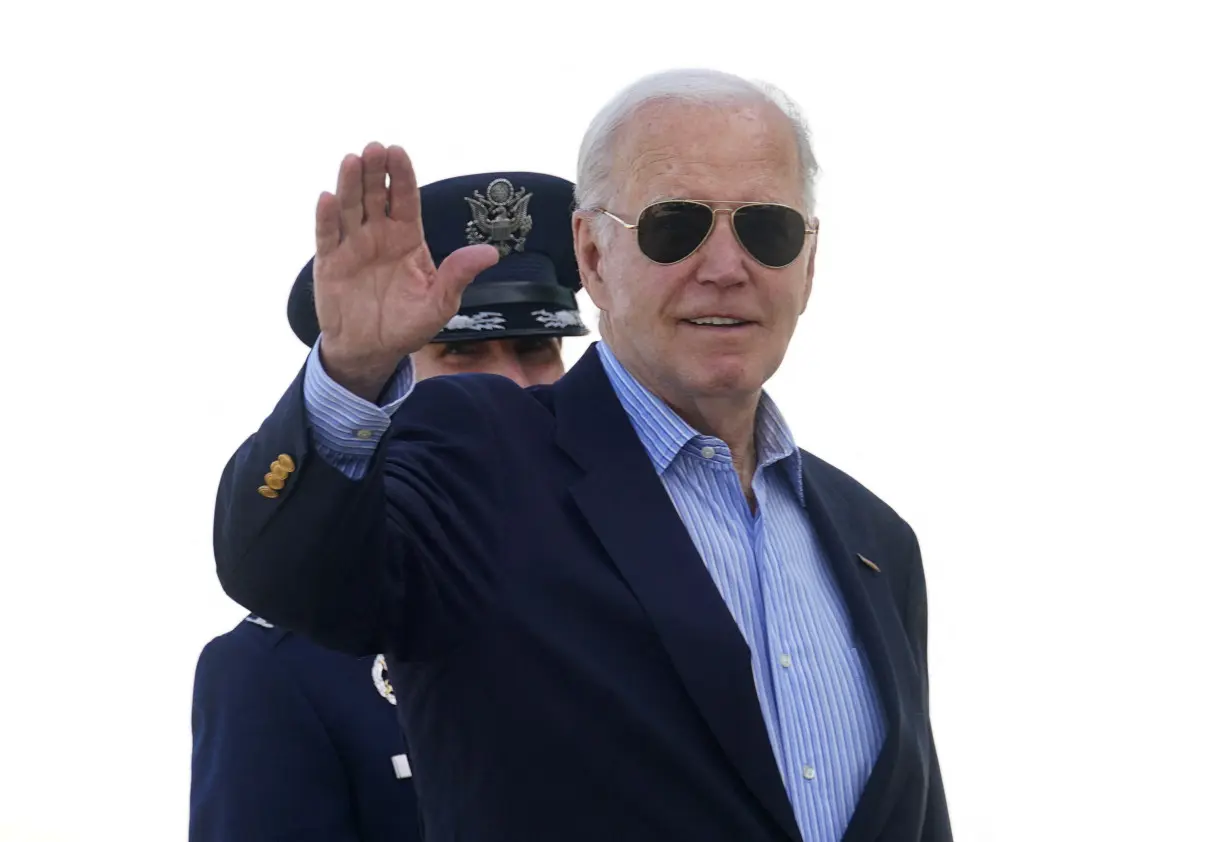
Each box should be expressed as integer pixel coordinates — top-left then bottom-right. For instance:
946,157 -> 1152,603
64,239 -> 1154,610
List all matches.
331,142 -> 410,243
437,244 -> 500,299
387,146 -> 421,226
361,142 -> 389,223
336,154 -> 363,238
315,192 -> 341,257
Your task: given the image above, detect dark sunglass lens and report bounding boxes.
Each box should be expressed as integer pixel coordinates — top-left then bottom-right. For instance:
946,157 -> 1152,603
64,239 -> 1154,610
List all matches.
733,204 -> 806,268
637,202 -> 714,264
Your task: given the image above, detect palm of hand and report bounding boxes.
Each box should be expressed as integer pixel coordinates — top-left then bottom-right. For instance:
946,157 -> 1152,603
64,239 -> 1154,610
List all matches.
312,142 -> 499,388
315,217 -> 453,361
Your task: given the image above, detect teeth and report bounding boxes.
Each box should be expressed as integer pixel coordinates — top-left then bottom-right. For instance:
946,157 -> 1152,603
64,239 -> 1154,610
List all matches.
688,317 -> 746,326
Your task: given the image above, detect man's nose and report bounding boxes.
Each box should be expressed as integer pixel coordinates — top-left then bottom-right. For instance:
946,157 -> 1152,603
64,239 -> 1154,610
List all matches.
693,212 -> 751,286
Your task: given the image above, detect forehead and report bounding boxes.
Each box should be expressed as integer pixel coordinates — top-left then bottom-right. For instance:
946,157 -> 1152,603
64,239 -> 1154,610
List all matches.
613,101 -> 801,206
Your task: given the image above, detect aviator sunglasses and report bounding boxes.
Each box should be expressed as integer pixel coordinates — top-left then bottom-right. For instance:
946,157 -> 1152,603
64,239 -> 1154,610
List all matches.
589,200 -> 817,268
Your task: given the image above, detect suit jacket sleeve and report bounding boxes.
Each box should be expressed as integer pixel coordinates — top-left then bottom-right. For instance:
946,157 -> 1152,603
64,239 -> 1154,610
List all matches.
213,357 -> 513,658
907,527 -> 954,842
189,633 -> 359,842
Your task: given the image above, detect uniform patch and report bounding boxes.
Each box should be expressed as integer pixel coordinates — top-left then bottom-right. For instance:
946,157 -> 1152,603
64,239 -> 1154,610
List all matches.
371,654 -> 396,705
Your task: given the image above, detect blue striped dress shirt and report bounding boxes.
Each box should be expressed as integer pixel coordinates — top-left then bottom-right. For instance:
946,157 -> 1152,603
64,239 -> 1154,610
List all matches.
301,338 -> 886,842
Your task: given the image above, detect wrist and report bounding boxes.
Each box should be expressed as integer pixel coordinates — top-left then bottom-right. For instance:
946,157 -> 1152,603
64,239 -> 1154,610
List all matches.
319,339 -> 406,404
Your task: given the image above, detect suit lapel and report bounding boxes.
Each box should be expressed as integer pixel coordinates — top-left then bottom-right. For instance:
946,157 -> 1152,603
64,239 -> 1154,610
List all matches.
800,459 -> 909,842
554,347 -> 803,842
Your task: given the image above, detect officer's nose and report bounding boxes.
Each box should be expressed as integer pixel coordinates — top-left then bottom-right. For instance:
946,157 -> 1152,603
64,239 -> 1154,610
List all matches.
497,365 -> 532,388
487,346 -> 532,387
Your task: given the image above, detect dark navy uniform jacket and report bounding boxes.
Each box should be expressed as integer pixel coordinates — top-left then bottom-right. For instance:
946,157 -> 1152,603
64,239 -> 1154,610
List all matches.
189,615 -> 419,841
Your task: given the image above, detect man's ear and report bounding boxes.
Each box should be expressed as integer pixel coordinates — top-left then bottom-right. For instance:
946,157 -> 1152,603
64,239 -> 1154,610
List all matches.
573,212 -> 609,312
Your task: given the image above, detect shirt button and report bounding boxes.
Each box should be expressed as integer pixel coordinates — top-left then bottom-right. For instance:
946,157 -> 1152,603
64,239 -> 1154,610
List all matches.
778,653 -> 792,668
700,446 -> 716,459
356,429 -> 374,440
802,765 -> 816,780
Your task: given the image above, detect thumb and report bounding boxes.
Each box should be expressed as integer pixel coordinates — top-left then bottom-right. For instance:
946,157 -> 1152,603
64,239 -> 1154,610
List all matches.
437,244 -> 500,296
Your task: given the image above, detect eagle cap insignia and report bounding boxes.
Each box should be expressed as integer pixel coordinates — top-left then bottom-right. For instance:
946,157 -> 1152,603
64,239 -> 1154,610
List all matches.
464,178 -> 533,257
371,654 -> 396,705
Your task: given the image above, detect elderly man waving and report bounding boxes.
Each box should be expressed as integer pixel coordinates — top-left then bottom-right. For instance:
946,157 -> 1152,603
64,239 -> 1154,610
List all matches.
212,68 -> 951,842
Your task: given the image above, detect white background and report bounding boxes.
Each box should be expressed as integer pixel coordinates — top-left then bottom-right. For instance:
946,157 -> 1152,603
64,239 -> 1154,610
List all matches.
1,1 -> 1227,840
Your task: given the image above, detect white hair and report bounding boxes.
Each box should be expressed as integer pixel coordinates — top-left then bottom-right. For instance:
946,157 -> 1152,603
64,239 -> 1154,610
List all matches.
575,68 -> 822,219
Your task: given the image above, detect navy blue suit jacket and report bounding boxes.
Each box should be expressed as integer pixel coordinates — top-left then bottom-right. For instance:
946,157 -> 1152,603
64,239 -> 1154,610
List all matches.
214,345 -> 951,842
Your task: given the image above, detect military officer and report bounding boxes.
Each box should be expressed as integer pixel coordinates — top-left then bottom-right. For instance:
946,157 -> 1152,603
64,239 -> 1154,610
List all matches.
189,171 -> 587,842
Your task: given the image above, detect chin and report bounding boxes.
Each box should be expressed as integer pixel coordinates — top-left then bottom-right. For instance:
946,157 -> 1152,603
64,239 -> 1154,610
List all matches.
682,359 -> 766,399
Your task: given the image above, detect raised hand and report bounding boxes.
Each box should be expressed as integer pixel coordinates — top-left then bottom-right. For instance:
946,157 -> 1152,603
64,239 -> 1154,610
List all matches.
313,142 -> 500,401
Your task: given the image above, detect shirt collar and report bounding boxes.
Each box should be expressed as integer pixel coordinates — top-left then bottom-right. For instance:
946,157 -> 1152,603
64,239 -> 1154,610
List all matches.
595,341 -> 805,503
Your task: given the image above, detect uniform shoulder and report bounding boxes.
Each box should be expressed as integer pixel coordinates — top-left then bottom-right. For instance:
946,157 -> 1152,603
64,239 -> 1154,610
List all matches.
197,615 -> 292,665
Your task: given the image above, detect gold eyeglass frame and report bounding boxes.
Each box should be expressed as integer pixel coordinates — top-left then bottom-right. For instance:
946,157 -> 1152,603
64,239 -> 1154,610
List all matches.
584,199 -> 818,268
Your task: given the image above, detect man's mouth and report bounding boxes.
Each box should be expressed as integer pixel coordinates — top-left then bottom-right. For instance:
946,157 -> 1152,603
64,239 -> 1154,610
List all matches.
684,316 -> 751,327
